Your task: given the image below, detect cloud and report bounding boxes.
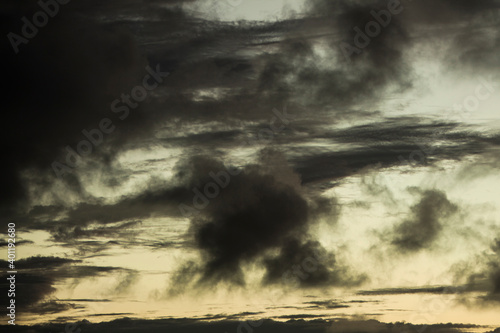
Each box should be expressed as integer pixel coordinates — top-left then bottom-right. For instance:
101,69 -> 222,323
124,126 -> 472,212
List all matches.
7,256 -> 80,269
0,0 -> 148,212
303,300 -> 350,309
0,272 -> 56,309
389,189 -> 458,252
263,238 -> 364,288
31,300 -> 80,315
0,256 -> 136,314
449,237 -> 500,304
158,150 -> 359,292
183,154 -> 309,286
0,239 -> 33,247
482,238 -> 500,301
2,0 -> 500,221
163,151 -> 366,291
357,285 -> 465,296
292,119 -> 500,184
51,221 -> 142,242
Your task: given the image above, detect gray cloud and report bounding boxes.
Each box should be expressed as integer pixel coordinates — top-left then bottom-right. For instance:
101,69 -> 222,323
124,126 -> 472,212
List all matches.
390,189 -> 458,252
181,154 -> 310,286
357,285 -> 465,296
482,238 -> 500,301
2,0 -> 500,219
263,238 -> 364,288
161,152 -> 367,290
0,256 -> 135,314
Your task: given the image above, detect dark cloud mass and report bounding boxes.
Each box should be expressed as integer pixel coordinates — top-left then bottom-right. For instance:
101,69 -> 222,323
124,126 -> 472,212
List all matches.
455,237 -> 500,304
179,155 -> 310,285
0,0 -> 147,212
263,238 -> 343,288
0,256 -> 134,313
390,190 -> 458,252
486,239 -> 500,299
163,153 -> 365,289
2,0 -> 500,217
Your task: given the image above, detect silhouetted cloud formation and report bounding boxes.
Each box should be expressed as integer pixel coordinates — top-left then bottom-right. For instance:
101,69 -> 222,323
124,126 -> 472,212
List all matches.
483,238 -> 500,301
0,0 -> 146,212
263,238 -> 361,288
390,189 -> 458,252
178,154 -> 310,285
0,256 -> 134,313
357,285 -> 464,296
2,0 -> 500,219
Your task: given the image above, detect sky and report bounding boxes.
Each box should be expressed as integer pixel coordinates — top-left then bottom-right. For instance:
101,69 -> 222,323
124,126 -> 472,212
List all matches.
1,0 -> 500,332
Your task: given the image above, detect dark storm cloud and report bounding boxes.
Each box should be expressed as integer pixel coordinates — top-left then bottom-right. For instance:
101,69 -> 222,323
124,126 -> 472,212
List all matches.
0,0 -> 304,219
16,207 -> 174,252
357,285 -> 465,296
63,187 -> 188,225
16,182 -> 192,245
307,0 -> 500,68
303,300 -> 350,309
3,0 -> 500,220
292,119 -> 500,184
184,156 -> 309,285
0,272 -> 55,309
32,300 -> 80,315
0,0 -> 146,212
198,311 -> 265,321
0,256 -> 135,314
305,0 -> 412,106
465,238 -> 500,302
490,264 -> 500,296
389,189 -> 458,252
1,0 -> 252,214
160,129 -> 244,148
0,239 -> 33,247
275,314 -> 326,320
492,239 -> 500,292
51,221 -> 142,241
263,238 -> 364,288
160,152 -> 358,289
396,0 -> 500,73
10,256 -> 80,269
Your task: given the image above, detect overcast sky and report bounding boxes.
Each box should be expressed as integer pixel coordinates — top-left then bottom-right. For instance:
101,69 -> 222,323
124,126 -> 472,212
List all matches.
1,0 -> 500,332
